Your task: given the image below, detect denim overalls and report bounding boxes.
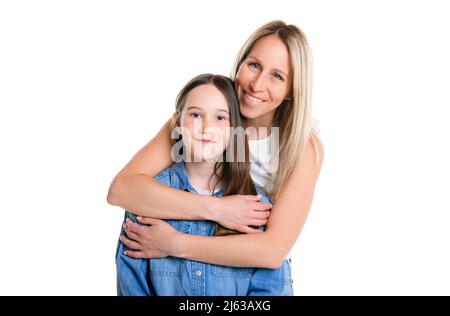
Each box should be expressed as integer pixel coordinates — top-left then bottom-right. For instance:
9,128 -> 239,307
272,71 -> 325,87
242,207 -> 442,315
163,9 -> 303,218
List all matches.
116,162 -> 294,296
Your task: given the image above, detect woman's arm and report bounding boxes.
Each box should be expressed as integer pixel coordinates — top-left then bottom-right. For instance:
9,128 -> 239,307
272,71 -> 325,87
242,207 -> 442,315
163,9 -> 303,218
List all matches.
107,117 -> 272,233
123,133 -> 325,269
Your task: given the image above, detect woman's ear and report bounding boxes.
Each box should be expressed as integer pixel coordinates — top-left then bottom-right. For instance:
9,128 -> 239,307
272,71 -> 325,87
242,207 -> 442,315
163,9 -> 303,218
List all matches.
285,89 -> 293,101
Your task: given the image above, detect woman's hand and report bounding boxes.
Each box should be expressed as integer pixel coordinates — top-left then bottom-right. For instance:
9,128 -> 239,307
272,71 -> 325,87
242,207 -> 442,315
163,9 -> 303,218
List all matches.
208,195 -> 272,234
121,217 -> 181,259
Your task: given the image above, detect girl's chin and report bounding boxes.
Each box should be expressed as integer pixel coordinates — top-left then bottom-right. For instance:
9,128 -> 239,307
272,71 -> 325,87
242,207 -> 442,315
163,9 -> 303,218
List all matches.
188,154 -> 223,163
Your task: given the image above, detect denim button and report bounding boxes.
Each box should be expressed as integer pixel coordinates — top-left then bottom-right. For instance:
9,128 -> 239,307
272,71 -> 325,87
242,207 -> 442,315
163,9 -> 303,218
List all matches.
195,270 -> 202,277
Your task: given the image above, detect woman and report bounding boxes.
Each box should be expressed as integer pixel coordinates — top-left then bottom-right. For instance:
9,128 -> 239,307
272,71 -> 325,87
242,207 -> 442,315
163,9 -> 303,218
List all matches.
108,20 -> 324,288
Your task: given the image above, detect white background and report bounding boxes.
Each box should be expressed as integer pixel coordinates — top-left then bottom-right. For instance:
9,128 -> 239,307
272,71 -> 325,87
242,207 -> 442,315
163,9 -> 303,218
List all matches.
1,0 -> 449,296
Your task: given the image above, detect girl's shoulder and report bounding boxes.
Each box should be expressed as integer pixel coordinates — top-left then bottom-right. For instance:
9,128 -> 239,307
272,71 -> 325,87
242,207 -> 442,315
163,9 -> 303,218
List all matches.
153,165 -> 173,182
153,162 -> 188,189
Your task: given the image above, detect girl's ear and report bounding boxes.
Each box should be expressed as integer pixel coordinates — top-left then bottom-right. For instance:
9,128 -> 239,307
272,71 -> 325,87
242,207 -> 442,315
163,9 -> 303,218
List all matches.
171,111 -> 178,125
172,112 -> 181,134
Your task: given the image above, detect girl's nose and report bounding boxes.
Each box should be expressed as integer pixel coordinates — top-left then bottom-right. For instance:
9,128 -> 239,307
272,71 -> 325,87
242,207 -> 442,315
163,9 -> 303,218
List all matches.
199,117 -> 215,133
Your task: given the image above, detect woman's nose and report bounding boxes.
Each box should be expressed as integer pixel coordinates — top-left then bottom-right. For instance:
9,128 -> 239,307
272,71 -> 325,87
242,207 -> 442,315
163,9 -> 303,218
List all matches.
249,73 -> 265,92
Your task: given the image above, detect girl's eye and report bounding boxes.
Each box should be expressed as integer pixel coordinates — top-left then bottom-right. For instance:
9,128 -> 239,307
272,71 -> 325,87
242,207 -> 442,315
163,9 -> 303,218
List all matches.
189,112 -> 200,118
217,116 -> 228,121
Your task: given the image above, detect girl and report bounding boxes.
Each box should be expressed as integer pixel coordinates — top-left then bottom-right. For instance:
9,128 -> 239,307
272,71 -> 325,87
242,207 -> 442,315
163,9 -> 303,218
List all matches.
116,74 -> 293,295
109,20 -> 324,294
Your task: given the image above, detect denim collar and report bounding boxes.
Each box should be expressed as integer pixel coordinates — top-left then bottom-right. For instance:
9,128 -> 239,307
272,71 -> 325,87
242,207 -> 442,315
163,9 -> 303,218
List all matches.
171,161 -> 226,197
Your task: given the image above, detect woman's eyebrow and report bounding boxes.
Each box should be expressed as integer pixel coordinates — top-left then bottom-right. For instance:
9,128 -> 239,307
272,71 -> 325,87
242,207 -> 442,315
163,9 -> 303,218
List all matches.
248,55 -> 289,77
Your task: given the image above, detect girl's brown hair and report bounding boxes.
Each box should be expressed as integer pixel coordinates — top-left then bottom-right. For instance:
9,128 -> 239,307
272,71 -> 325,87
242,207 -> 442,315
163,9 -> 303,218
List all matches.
174,74 -> 258,235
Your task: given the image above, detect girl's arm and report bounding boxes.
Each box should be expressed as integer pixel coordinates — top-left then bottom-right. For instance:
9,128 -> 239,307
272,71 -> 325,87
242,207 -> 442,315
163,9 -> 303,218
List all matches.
124,133 -> 325,269
107,117 -> 273,233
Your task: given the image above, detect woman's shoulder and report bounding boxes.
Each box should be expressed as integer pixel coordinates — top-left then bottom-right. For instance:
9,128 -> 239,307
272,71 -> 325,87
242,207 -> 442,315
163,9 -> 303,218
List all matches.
306,130 -> 324,168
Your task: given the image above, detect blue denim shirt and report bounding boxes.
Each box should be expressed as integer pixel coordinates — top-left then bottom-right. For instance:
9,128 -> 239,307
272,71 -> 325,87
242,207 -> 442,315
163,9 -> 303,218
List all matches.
116,162 -> 293,296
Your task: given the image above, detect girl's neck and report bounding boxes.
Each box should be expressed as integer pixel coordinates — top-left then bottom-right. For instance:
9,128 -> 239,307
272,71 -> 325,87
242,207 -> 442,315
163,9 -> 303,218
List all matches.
185,161 -> 222,192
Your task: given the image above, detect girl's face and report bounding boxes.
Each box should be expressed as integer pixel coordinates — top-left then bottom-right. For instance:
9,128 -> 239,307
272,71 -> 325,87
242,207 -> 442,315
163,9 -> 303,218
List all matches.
236,34 -> 292,126
177,84 -> 231,162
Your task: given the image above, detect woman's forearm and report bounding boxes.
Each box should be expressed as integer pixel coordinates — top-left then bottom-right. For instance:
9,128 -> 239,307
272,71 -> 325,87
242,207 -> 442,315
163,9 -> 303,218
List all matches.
171,231 -> 285,269
166,134 -> 324,270
108,174 -> 217,220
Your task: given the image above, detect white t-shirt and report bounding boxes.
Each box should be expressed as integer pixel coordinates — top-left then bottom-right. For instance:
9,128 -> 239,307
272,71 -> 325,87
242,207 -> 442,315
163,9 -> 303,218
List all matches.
249,117 -> 321,189
192,186 -> 221,196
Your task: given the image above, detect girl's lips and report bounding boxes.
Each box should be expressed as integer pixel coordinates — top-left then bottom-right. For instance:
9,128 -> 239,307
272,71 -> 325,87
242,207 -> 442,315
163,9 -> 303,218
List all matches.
242,91 -> 265,105
195,139 -> 215,144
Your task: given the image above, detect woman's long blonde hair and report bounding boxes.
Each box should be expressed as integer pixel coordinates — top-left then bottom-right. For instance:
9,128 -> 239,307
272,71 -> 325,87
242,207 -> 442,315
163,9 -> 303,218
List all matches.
231,20 -> 319,200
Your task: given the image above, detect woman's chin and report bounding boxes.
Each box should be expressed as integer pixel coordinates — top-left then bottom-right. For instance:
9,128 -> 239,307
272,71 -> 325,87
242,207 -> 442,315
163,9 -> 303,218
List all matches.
239,104 -> 261,120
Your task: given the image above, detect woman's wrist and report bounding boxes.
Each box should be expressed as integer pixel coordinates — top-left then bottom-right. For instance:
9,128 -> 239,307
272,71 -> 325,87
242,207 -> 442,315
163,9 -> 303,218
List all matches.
169,231 -> 187,258
200,194 -> 221,222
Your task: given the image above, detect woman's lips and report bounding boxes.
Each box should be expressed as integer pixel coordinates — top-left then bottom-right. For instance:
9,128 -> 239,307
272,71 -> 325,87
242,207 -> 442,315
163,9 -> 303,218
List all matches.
242,91 -> 265,105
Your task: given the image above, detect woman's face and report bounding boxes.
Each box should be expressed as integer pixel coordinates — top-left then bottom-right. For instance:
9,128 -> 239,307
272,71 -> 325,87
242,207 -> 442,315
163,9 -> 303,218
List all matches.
235,34 -> 292,126
178,84 -> 231,162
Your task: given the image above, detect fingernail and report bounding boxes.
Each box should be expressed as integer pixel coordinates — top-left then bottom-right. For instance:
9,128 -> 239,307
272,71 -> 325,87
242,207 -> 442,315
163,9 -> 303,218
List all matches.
123,251 -> 127,255
123,223 -> 126,229
137,216 -> 142,221
126,218 -> 130,223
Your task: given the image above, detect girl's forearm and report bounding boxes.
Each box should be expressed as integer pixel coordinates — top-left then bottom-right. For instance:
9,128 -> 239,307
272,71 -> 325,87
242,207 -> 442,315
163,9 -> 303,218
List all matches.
108,174 -> 217,221
171,231 -> 284,269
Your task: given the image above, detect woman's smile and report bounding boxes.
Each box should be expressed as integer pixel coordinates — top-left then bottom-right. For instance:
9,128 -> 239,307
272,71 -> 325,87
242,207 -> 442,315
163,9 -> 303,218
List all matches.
241,90 -> 266,106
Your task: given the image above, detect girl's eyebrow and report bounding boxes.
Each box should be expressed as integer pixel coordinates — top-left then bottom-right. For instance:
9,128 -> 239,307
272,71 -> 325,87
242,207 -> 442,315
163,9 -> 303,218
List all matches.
187,105 -> 229,114
247,55 -> 288,77
186,106 -> 203,111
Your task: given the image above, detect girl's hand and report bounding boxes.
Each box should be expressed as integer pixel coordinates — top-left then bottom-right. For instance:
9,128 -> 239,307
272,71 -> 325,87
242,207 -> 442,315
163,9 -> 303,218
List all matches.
121,217 -> 181,259
208,195 -> 272,234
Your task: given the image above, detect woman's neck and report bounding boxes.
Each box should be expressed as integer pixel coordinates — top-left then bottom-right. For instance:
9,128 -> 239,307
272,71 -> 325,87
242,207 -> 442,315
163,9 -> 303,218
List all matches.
185,161 -> 222,192
244,110 -> 276,140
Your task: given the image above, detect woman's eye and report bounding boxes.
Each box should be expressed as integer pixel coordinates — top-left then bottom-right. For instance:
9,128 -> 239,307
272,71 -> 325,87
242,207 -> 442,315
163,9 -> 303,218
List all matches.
274,73 -> 283,81
190,112 -> 200,118
217,116 -> 228,121
249,62 -> 259,70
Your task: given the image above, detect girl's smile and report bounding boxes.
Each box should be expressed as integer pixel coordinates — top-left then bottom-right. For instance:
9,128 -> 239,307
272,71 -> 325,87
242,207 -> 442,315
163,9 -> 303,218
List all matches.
195,138 -> 216,145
